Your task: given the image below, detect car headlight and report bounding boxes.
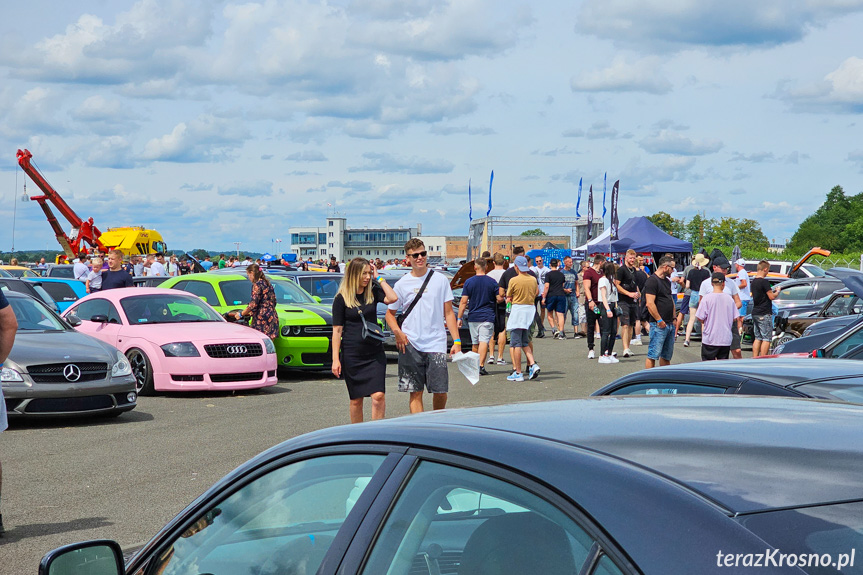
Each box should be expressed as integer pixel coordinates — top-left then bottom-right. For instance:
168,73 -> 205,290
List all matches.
263,338 -> 276,354
161,342 -> 201,357
0,366 -> 24,383
112,351 -> 133,377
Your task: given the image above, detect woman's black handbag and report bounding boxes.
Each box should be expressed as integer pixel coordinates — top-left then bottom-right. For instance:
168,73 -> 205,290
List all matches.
358,309 -> 386,343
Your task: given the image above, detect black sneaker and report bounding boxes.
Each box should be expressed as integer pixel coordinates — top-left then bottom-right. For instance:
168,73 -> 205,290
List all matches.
479,366 -> 489,376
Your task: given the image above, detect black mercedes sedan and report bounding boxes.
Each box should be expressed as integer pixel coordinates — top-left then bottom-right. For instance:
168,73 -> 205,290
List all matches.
40,397 -> 863,575
1,292 -> 137,418
591,357 -> 863,403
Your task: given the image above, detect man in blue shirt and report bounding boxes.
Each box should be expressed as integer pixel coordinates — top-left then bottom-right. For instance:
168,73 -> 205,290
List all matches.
458,257 -> 499,375
101,250 -> 134,290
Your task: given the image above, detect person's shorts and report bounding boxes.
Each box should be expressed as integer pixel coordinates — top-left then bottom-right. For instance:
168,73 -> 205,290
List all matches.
510,328 -> 530,348
739,300 -> 750,317
752,315 -> 773,341
535,295 -> 545,310
689,291 -> 700,309
494,306 -> 507,336
577,303 -> 587,326
647,322 -> 675,361
469,321 -> 494,344
731,327 -> 741,351
617,300 -> 638,326
678,294 -> 690,312
397,343 -> 449,393
702,344 -> 730,361
545,295 -> 567,314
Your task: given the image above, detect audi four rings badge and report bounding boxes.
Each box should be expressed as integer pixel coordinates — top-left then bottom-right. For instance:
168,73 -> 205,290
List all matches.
227,346 -> 247,354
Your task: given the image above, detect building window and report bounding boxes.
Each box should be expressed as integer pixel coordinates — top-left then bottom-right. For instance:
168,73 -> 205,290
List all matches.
321,249 -> 327,255
329,220 -> 333,226
366,250 -> 371,256
329,243 -> 334,248
318,233 -> 326,244
329,232 -> 334,237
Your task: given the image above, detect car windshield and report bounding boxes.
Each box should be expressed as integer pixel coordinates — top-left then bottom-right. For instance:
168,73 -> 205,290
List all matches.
739,501 -> 863,573
7,296 -> 67,332
776,285 -> 813,301
0,268 -> 12,277
120,294 -> 224,324
801,263 -> 827,277
220,279 -> 316,306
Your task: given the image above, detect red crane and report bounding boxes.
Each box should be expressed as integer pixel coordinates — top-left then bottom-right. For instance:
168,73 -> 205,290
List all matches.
16,149 -> 107,261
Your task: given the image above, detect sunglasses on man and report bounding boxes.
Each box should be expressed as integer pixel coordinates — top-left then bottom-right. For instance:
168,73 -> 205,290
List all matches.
408,251 -> 427,259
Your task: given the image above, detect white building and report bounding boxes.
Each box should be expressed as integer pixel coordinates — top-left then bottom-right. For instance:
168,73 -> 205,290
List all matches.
289,218 -> 422,261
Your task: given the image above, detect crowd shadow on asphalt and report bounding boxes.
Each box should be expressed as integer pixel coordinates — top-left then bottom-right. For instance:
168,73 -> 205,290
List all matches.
159,384 -> 293,399
6,409 -> 155,431
0,516 -> 113,543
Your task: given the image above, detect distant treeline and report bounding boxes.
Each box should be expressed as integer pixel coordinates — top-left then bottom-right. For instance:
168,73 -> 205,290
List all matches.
0,248 -> 266,263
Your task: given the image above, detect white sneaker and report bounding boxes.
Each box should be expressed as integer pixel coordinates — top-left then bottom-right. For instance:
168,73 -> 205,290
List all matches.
588,349 -> 595,359
487,357 -> 495,364
609,355 -> 620,363
623,349 -> 633,357
598,355 -> 611,364
631,337 -> 642,346
612,351 -> 618,357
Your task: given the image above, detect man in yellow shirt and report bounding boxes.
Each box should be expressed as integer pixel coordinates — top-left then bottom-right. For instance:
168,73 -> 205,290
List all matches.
506,256 -> 541,381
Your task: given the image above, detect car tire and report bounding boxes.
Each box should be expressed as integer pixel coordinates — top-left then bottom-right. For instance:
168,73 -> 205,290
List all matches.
127,348 -> 156,396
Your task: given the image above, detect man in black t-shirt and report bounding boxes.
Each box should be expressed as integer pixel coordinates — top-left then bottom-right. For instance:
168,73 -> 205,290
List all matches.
542,259 -> 567,339
614,249 -> 640,356
643,255 -> 676,369
101,250 -> 134,291
750,260 -> 779,357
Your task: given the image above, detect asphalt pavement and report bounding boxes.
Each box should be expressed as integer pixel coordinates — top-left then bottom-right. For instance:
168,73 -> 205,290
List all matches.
0,332 -> 703,573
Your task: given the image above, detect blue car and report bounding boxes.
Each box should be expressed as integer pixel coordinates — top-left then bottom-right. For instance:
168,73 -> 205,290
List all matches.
24,277 -> 86,312
39,396 -> 863,575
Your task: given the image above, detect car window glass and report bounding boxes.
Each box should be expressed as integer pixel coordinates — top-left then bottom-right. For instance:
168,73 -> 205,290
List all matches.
150,454 -> 385,575
608,382 -> 726,395
795,378 -> 863,403
9,296 -> 66,331
593,554 -> 625,575
73,299 -> 120,323
31,285 -> 59,310
272,280 -> 316,305
824,294 -> 853,317
828,327 -> 863,358
360,461 -> 598,575
180,280 -> 219,304
775,285 -> 813,301
50,267 -> 75,278
39,282 -> 79,303
120,294 -> 222,323
814,283 -> 841,299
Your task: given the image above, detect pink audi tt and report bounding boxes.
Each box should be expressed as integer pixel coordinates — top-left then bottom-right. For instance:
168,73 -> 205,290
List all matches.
62,288 -> 278,395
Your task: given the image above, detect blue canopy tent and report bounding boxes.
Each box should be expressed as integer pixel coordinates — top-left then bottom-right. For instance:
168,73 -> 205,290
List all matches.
260,253 -> 276,262
587,217 -> 692,255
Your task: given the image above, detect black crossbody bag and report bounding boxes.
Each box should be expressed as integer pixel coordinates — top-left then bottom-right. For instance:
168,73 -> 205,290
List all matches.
358,308 -> 386,343
396,270 -> 434,328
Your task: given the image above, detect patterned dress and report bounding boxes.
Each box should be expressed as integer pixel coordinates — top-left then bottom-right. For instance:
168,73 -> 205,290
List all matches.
247,279 -> 278,339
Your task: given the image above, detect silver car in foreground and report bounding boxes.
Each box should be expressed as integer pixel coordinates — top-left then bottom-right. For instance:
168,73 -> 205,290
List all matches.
1,291 -> 137,418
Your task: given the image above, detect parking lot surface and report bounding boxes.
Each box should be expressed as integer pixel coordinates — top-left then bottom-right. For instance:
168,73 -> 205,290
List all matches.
0,336 -> 702,572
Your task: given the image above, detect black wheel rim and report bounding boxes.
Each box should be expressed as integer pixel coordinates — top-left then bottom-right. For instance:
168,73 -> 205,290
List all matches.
128,351 -> 148,392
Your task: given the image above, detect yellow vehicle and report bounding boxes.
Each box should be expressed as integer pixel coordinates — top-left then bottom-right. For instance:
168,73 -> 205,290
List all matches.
97,227 -> 168,258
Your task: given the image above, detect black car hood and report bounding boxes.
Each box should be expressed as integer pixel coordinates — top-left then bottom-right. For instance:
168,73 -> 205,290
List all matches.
8,330 -> 117,369
825,268 -> 863,299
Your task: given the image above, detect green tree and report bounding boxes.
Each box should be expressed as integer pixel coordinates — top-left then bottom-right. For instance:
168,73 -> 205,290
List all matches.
684,214 -> 716,247
647,211 -> 685,238
191,249 -> 210,260
712,217 -> 769,250
520,228 -> 548,236
787,186 -> 863,253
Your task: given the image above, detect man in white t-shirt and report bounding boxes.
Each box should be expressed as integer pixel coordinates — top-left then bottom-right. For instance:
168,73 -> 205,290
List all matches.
529,255 -> 549,337
149,253 -> 168,277
73,254 -> 90,280
385,239 -> 461,414
734,259 -> 752,332
698,259 -> 743,359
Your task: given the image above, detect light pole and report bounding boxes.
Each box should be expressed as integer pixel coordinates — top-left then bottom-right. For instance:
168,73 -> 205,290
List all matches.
234,242 -> 241,258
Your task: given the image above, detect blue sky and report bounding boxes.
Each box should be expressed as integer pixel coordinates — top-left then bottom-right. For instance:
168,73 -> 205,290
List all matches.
2,0 -> 862,253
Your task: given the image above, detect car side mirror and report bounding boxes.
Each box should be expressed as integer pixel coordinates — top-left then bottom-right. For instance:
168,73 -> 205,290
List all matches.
65,313 -> 82,327
313,296 -> 322,303
90,314 -> 109,324
40,540 -> 124,575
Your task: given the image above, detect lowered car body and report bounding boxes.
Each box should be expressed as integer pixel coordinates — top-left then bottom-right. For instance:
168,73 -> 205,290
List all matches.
1,292 -> 137,418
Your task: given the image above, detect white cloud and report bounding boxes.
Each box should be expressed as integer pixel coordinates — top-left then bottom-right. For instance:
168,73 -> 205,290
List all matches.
285,151 -> 329,162
140,115 -> 249,163
576,0 -> 863,50
571,56 -> 672,94
780,57 -> 863,113
349,152 -> 454,174
639,131 -> 723,155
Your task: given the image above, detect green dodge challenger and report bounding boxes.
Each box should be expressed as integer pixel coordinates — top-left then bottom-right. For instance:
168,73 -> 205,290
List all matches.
160,273 -> 333,369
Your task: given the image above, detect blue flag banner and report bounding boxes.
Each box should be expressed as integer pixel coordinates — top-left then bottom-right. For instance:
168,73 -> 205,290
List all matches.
469,179 -> 472,222
587,185 -> 594,240
602,172 -> 607,218
487,170 -> 494,217
576,177 -> 582,217
610,180 -> 620,240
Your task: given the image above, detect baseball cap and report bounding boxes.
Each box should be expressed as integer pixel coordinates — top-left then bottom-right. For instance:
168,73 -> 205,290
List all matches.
734,258 -> 745,266
711,272 -> 726,283
514,256 -> 530,272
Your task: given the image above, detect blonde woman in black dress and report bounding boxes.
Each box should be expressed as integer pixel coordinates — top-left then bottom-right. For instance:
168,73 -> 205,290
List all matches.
332,258 -> 398,423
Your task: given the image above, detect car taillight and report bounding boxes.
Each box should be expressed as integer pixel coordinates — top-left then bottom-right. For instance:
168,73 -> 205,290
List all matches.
811,349 -> 818,358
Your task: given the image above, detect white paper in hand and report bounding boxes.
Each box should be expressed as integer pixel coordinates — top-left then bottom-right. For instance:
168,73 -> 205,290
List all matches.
452,351 -> 481,385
